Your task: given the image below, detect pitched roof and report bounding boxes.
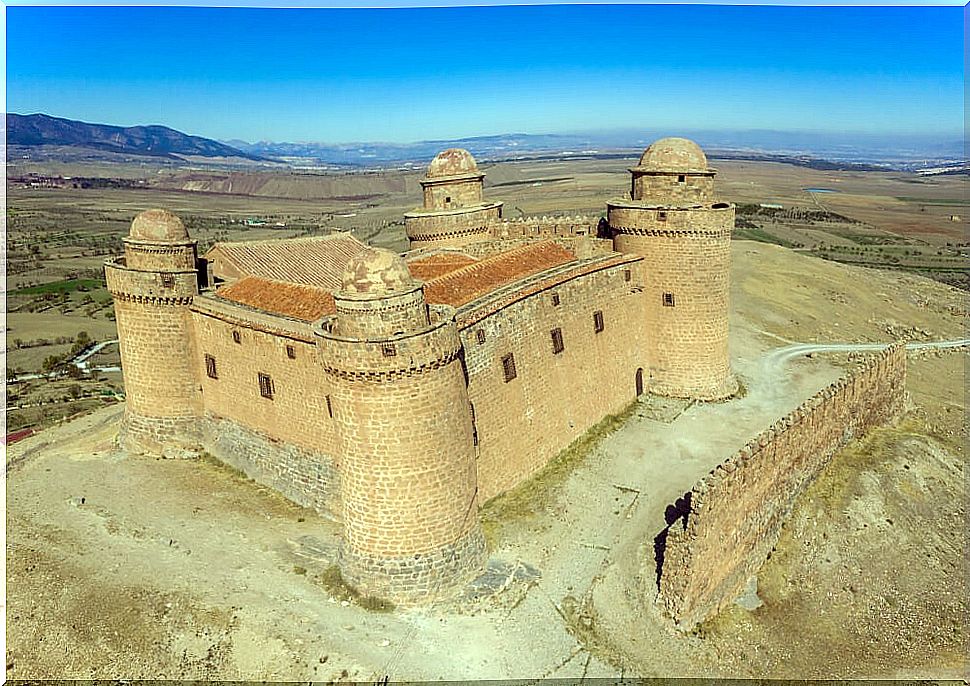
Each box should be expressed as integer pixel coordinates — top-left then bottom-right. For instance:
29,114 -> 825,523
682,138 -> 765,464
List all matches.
216,276 -> 335,322
423,241 -> 576,308
205,233 -> 368,289
406,253 -> 478,280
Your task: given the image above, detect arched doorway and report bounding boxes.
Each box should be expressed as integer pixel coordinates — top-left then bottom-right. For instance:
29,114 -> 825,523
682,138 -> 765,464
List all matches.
635,367 -> 644,397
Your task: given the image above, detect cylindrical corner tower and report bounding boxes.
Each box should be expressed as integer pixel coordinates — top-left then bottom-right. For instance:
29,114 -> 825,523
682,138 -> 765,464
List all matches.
104,209 -> 203,454
316,247 -> 487,606
404,148 -> 503,250
607,138 -> 737,400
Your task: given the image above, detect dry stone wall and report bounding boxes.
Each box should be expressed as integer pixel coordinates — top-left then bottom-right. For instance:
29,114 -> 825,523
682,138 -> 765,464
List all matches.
657,344 -> 908,629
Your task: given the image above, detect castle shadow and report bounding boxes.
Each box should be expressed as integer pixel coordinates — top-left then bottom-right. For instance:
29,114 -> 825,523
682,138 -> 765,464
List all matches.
653,490 -> 692,590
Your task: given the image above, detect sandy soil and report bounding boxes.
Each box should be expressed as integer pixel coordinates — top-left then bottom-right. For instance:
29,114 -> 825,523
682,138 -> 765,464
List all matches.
6,242 -> 967,679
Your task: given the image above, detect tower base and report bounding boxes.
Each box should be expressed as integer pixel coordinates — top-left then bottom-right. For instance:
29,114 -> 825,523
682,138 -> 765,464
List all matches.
339,528 -> 488,607
119,411 -> 202,457
648,373 -> 740,403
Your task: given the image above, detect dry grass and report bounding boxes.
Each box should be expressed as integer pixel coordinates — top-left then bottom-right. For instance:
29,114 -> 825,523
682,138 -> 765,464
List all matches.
480,400 -> 639,547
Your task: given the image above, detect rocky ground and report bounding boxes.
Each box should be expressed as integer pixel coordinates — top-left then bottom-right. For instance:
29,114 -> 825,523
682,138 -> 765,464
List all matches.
6,242 -> 967,680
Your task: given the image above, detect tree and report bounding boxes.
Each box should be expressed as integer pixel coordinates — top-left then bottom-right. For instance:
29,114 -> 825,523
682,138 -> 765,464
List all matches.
42,355 -> 63,375
68,384 -> 82,400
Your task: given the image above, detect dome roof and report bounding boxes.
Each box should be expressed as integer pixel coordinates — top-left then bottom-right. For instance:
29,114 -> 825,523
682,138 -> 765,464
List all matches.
427,148 -> 479,179
129,209 -> 190,242
637,137 -> 709,172
340,247 -> 417,295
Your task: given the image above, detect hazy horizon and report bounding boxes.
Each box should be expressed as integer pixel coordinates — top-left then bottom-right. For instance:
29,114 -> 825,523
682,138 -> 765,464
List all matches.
7,5 -> 964,144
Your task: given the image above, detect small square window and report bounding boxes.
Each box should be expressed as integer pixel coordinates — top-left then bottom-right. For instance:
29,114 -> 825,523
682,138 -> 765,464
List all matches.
593,310 -> 605,333
501,353 -> 517,383
624,269 -> 632,282
204,354 -> 218,379
677,174 -> 686,183
550,328 -> 564,355
286,345 -> 296,359
551,293 -> 561,307
663,292 -> 676,307
657,211 -> 667,222
160,273 -> 175,288
232,330 -> 242,344
381,342 -> 397,357
258,372 -> 274,399
476,329 -> 486,345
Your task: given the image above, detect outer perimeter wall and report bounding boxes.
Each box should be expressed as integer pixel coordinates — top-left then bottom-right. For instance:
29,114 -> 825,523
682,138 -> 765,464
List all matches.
657,344 -> 907,629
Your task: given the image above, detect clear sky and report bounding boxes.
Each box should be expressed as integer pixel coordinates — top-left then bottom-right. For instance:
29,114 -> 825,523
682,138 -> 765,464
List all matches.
5,4 -> 964,143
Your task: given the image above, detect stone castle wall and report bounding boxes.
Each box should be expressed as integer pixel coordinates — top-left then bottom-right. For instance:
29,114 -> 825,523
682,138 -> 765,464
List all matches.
632,173 -> 715,204
657,344 -> 908,630
191,308 -> 339,461
317,308 -> 486,604
405,205 -> 500,248
608,204 -> 735,399
105,262 -> 202,453
494,215 -> 602,240
423,178 -> 483,210
123,240 -> 197,271
460,259 -> 649,501
202,414 -> 340,519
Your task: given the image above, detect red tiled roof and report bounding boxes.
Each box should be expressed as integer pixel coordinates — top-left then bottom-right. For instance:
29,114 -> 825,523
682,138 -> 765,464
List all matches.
205,234 -> 368,289
216,276 -> 335,321
407,253 -> 478,280
423,241 -> 576,308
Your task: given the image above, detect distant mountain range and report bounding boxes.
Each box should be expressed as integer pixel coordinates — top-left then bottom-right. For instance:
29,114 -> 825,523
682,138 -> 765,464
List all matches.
228,130 -> 966,172
6,113 -> 965,173
7,113 -> 264,161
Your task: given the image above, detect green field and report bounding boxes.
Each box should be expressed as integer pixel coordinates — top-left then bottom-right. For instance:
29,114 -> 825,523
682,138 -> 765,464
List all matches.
13,278 -> 105,296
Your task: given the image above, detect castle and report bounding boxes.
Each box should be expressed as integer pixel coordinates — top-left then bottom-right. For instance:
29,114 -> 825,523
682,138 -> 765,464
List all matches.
105,137 -> 738,606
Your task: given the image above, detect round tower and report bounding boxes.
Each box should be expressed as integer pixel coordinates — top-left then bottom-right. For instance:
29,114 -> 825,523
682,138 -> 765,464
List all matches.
607,138 -> 737,400
404,148 -> 503,249
104,209 -> 203,454
315,247 -> 487,605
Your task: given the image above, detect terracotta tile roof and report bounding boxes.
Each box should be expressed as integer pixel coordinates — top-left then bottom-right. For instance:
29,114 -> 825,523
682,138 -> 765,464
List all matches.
423,241 -> 576,308
205,233 -> 368,289
216,276 -> 335,321
456,253 -> 639,328
407,253 -> 478,280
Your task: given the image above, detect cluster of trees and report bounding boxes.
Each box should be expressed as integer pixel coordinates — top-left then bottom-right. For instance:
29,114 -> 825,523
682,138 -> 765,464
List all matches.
38,331 -> 92,379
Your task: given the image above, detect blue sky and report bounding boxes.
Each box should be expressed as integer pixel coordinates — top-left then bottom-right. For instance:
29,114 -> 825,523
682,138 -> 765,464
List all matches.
5,4 -> 964,143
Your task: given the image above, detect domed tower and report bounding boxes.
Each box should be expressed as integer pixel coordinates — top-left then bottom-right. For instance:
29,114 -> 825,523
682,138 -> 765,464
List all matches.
608,138 -> 737,400
404,148 -> 503,249
104,209 -> 204,454
315,247 -> 487,605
